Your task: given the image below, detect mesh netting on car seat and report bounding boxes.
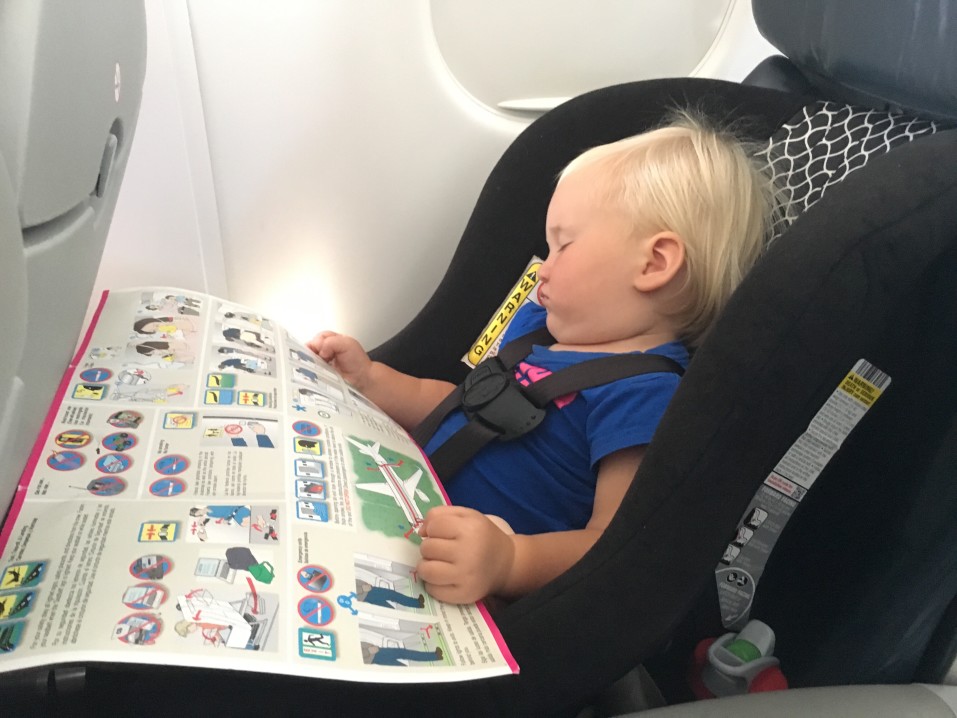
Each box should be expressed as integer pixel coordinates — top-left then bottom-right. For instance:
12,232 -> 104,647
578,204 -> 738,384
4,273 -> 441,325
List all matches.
760,102 -> 946,241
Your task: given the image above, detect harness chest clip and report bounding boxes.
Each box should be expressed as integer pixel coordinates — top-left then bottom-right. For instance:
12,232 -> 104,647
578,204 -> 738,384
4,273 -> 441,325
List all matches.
461,358 -> 546,441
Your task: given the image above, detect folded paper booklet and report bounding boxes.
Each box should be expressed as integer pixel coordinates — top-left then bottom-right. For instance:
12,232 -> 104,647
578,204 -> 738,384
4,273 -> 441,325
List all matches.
0,288 -> 517,682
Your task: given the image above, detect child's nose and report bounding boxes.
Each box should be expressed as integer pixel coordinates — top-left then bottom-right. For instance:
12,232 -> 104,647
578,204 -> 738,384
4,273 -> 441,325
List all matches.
538,256 -> 551,281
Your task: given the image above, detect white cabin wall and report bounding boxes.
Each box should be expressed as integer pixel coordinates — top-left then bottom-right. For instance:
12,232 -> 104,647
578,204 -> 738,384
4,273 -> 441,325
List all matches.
183,0 -> 525,347
97,0 -> 775,348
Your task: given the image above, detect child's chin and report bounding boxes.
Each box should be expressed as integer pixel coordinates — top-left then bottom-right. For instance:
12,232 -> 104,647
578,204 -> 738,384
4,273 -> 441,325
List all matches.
544,313 -> 572,342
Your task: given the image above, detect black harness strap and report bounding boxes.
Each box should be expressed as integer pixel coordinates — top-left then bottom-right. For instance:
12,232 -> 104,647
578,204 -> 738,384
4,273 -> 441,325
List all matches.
410,327 -> 553,447
413,327 -> 685,480
521,353 -> 686,404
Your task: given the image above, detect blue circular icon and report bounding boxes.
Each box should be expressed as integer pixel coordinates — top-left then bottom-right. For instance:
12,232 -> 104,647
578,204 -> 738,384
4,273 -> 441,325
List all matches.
298,565 -> 332,593
292,420 -> 321,437
129,554 -> 173,580
47,451 -> 85,471
298,596 -> 334,627
108,410 -> 144,429
154,455 -> 189,475
87,476 -> 127,496
96,453 -> 132,474
149,477 -> 187,497
103,432 -> 137,451
80,368 -> 113,383
115,613 -> 162,645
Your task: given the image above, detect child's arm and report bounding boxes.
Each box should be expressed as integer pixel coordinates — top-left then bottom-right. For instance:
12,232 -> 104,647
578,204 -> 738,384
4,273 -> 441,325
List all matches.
417,445 -> 644,603
307,331 -> 455,431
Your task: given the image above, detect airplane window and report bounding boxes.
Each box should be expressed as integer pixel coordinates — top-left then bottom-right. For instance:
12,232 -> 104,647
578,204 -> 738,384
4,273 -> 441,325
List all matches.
431,0 -> 740,113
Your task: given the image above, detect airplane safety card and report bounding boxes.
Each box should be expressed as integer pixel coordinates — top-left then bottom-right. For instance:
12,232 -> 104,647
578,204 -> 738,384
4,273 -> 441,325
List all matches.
0,288 -> 517,682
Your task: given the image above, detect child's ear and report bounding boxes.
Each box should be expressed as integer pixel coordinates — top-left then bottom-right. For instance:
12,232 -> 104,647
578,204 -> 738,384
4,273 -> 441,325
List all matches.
634,231 -> 685,292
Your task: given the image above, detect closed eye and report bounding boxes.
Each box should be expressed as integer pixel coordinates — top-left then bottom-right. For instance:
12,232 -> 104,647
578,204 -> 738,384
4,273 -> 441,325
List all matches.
546,226 -> 573,255
545,232 -> 571,253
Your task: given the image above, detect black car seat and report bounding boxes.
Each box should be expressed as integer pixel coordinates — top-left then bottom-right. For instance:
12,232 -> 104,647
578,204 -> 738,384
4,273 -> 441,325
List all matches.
8,1 -> 957,717
366,0 -> 957,714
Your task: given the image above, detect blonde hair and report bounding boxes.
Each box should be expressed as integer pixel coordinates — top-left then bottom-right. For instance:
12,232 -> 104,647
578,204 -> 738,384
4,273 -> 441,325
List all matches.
559,110 -> 781,347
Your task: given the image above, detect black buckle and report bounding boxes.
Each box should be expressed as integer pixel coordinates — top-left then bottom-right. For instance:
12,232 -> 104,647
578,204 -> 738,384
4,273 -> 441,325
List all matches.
461,358 -> 546,440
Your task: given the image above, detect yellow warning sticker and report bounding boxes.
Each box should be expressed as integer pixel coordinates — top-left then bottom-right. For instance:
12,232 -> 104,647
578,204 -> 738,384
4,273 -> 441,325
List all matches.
465,259 -> 542,367
839,371 -> 883,407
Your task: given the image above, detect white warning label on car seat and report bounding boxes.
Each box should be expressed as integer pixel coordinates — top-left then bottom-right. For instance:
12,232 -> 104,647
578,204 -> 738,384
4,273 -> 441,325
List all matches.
716,359 -> 891,629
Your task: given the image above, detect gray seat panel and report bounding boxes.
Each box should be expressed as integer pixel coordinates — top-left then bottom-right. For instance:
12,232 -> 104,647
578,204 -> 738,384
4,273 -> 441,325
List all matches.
0,0 -> 146,514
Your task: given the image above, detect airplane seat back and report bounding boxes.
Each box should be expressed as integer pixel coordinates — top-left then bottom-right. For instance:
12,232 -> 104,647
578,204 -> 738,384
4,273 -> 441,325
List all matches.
742,0 -> 957,118
0,1 -> 147,515
741,54 -> 815,96
749,0 -> 957,122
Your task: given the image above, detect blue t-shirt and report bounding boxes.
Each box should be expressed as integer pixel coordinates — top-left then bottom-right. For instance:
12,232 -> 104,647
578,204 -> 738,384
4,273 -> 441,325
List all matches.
425,304 -> 688,534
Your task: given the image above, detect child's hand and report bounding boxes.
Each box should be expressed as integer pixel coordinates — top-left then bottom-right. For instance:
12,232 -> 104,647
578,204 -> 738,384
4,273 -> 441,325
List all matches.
417,506 -> 515,604
306,331 -> 372,390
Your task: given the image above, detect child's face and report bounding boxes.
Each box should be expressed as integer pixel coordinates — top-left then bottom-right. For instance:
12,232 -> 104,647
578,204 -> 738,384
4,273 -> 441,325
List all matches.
539,168 -> 648,346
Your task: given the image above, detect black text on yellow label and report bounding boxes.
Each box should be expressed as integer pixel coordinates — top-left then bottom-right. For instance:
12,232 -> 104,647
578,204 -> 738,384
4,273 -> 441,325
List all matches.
467,263 -> 540,365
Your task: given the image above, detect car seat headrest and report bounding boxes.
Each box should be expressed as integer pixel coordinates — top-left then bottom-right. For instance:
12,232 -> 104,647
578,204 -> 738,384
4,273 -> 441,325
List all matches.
752,0 -> 957,120
759,101 -> 944,241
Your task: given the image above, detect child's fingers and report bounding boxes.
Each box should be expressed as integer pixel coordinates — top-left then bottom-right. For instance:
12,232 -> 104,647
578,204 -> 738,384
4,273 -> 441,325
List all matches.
417,557 -> 458,587
313,333 -> 353,362
418,536 -> 460,563
419,505 -> 475,537
427,505 -> 473,517
305,330 -> 338,352
419,559 -> 487,604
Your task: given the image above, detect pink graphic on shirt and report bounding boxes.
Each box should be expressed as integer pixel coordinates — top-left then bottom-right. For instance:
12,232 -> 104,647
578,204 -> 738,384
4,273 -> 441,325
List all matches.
514,361 -> 577,409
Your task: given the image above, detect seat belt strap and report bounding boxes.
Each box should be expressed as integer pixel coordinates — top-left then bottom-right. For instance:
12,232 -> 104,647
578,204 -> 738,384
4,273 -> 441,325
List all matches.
410,385 -> 464,447
411,326 -> 553,447
414,329 -> 685,479
424,352 -> 684,479
423,416 -> 502,480
522,353 -> 686,404
715,359 -> 892,630
495,326 -> 554,366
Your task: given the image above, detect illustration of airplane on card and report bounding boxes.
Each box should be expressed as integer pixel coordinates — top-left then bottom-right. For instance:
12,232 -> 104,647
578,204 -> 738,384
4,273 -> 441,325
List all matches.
346,437 -> 427,530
